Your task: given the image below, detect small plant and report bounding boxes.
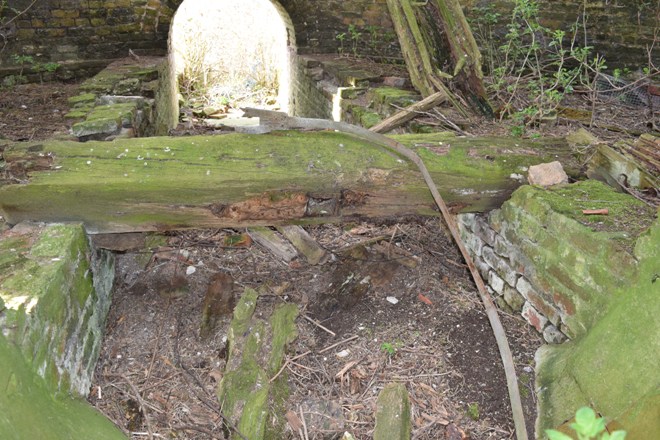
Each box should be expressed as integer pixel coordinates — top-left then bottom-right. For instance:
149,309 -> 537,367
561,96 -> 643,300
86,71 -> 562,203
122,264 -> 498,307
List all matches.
366,25 -> 380,52
380,342 -> 400,357
467,403 -> 480,421
34,61 -> 60,83
546,407 -> 626,440
348,24 -> 361,57
11,53 -> 34,76
336,32 -> 346,55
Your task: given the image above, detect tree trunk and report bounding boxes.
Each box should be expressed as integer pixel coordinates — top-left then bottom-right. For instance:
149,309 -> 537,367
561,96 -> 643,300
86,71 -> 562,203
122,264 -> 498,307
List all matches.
386,0 -> 492,116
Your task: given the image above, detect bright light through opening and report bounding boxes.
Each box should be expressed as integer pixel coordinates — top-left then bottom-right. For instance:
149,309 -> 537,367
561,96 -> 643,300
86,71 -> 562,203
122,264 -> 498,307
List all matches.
170,0 -> 291,114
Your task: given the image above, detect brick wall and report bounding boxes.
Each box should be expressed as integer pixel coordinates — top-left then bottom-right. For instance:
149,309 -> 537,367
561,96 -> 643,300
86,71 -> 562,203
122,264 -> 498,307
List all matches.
1,1 -> 655,78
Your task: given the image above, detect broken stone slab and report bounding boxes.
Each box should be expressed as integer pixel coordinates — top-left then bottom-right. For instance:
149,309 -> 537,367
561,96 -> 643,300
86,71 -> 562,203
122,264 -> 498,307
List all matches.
373,382 -> 412,440
71,102 -> 138,139
535,217 -> 660,438
218,287 -> 298,440
0,334 -> 126,440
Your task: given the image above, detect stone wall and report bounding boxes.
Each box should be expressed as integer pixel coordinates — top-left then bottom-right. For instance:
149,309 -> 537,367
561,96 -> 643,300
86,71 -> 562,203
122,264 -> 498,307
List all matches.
2,1 -> 653,80
458,180 -> 647,342
290,55 -> 339,119
0,223 -> 115,396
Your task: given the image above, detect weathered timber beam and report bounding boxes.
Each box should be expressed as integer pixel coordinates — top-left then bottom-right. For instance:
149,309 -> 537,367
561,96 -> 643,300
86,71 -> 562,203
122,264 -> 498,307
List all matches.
0,131 -> 579,233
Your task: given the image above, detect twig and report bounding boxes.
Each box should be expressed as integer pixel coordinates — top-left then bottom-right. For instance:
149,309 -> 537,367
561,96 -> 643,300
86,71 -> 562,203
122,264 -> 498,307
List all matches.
318,334 -> 359,354
173,424 -> 221,438
270,350 -> 312,383
121,374 -> 154,440
303,314 -> 336,336
299,406 -> 309,440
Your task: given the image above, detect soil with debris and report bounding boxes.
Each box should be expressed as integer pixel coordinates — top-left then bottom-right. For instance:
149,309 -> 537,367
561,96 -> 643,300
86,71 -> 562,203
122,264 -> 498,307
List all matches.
0,76 -> 656,440
87,220 -> 541,440
0,81 -> 81,141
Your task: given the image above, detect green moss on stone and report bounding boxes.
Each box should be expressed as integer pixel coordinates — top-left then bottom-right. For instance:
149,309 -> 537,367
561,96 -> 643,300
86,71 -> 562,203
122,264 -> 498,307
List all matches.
536,217 -> 660,438
68,93 -> 97,106
0,334 -> 126,439
268,303 -> 298,375
372,87 -> 420,108
374,383 -> 412,440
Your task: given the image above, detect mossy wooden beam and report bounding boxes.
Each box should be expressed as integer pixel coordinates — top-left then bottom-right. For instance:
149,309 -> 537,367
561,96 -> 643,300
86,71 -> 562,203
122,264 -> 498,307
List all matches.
0,131 -> 579,233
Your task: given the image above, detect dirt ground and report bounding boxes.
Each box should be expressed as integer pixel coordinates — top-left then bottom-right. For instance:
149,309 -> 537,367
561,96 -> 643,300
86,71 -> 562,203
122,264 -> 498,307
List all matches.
89,220 -> 541,440
0,72 -> 657,440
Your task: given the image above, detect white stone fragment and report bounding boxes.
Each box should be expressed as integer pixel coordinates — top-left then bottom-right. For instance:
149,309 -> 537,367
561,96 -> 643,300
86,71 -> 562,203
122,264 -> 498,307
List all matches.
386,296 -> 399,305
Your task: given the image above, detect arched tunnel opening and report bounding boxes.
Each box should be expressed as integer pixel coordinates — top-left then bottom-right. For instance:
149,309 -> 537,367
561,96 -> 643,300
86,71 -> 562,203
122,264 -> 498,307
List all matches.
169,0 -> 295,119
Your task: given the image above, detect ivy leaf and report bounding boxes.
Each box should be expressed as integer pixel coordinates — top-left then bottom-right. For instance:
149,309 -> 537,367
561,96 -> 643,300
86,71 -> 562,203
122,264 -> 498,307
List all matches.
572,407 -> 605,437
545,430 -> 573,440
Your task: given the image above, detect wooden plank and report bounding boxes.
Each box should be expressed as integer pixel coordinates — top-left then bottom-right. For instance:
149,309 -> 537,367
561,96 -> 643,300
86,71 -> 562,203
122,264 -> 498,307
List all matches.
0,131 -> 579,233
248,227 -> 298,262
370,91 -> 447,134
276,225 -> 329,265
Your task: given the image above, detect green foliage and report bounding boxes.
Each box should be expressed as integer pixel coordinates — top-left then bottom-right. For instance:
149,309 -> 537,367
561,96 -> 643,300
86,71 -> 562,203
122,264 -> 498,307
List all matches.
545,407 -> 626,440
348,24 -> 361,57
473,0 -> 612,135
467,403 -> 480,421
380,342 -> 396,357
336,32 -> 346,55
380,340 -> 403,358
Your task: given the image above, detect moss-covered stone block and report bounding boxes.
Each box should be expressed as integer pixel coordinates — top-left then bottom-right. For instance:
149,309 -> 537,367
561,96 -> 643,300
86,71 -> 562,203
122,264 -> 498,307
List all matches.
68,93 -> 97,106
374,383 -> 411,440
71,102 -> 137,138
491,180 -> 652,337
536,217 -> 660,438
219,288 -> 298,440
0,223 -> 112,396
372,87 -> 420,115
0,334 -> 126,440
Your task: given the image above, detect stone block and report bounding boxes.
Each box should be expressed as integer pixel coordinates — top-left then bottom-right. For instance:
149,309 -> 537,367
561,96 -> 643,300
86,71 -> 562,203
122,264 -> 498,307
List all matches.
488,270 -> 505,295
71,117 -> 120,139
0,223 -> 113,396
374,383 -> 411,440
527,161 -> 569,187
475,258 -> 490,281
482,246 -> 517,287
474,217 -> 496,246
462,231 -> 483,257
503,285 -> 525,312
516,276 -> 560,325
522,302 -> 548,332
458,213 -> 477,232
542,324 -> 567,344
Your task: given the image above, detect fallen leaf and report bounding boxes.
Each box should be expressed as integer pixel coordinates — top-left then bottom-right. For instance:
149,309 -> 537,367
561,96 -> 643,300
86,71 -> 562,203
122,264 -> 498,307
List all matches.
285,409 -> 303,432
418,293 -> 433,305
223,234 -> 252,247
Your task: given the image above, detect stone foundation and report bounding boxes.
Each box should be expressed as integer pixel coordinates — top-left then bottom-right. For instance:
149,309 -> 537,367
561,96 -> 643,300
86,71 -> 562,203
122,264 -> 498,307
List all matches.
458,180 -> 648,342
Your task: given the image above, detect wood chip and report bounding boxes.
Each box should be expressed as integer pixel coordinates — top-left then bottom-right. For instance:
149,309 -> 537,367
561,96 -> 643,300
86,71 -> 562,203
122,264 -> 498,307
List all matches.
582,208 -> 609,215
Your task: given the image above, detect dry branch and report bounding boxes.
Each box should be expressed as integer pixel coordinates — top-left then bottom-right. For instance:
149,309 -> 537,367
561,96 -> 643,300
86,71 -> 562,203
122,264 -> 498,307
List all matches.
370,91 -> 447,133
